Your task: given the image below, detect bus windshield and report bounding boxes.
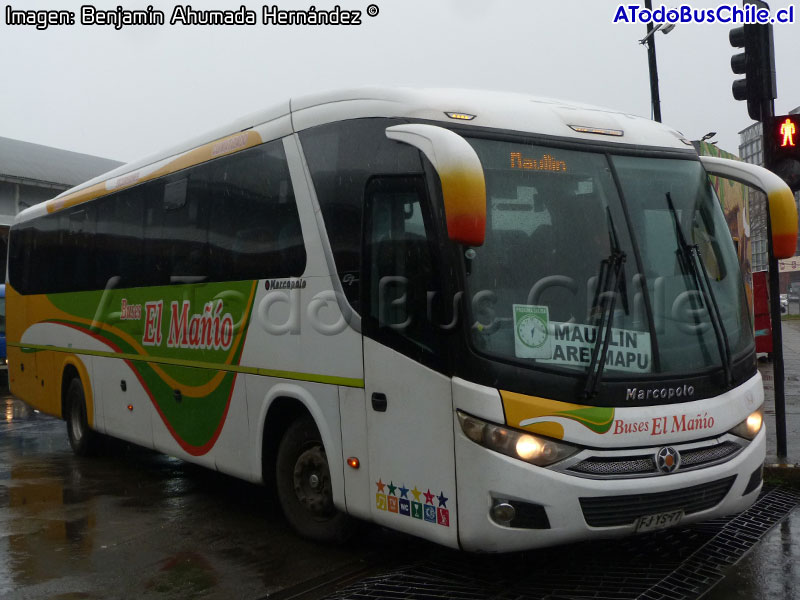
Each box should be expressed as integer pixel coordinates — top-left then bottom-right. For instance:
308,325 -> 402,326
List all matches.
464,138 -> 752,380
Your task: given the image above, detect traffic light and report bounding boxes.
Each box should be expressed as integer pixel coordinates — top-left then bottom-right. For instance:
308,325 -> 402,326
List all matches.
765,114 -> 800,191
729,1 -> 776,121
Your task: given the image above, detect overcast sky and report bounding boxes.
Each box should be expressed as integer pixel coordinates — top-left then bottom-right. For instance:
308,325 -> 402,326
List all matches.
1,0 -> 799,163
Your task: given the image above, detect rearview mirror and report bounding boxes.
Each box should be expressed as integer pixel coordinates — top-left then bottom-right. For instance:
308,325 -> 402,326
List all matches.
700,156 -> 798,259
386,124 -> 486,246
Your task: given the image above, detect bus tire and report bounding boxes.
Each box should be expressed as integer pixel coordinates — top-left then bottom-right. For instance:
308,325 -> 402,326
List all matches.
275,416 -> 353,543
66,378 -> 98,456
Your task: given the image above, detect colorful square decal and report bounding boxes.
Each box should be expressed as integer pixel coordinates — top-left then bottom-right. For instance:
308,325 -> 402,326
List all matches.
399,498 -> 411,516
424,504 -> 436,523
376,477 -> 451,527
437,507 -> 450,527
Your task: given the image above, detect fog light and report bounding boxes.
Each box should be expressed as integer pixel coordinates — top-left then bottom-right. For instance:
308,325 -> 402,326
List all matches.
490,498 -> 551,529
491,501 -> 516,524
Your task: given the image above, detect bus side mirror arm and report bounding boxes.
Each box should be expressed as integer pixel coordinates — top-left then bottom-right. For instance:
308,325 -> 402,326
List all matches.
385,124 -> 487,247
700,155 -> 799,259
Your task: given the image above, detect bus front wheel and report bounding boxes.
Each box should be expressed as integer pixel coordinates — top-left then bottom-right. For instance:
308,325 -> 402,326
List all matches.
66,378 -> 98,456
275,416 -> 353,543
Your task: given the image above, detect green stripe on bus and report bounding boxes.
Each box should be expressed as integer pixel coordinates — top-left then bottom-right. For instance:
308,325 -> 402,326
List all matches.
7,342 -> 365,388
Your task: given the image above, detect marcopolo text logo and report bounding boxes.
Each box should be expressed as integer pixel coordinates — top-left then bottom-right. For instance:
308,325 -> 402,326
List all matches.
626,384 -> 695,402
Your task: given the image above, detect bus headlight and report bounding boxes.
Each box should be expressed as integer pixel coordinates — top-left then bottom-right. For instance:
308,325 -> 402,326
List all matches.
729,408 -> 763,440
457,411 -> 579,467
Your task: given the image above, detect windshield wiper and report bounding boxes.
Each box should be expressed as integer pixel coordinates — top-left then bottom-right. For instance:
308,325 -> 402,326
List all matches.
583,208 -> 627,400
664,192 -> 732,387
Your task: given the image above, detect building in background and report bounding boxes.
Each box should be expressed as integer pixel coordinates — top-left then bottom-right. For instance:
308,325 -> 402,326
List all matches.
0,136 -> 121,279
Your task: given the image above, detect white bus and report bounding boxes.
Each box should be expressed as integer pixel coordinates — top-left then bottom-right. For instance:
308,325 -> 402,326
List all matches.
7,88 -> 797,552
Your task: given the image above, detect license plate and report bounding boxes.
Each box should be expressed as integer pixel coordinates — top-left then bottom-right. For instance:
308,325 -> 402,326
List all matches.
635,509 -> 683,532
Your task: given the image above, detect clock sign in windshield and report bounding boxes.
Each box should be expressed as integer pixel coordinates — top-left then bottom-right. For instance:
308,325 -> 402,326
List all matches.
513,304 -> 552,359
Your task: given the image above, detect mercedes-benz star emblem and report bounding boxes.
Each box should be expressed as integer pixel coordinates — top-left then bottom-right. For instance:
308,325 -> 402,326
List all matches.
656,447 -> 680,473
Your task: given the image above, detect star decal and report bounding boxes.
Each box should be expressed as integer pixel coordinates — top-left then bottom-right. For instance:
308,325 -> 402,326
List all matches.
437,491 -> 448,508
424,489 -> 435,504
410,486 -> 422,501
399,484 -> 409,498
376,479 -> 386,493
387,481 -> 397,496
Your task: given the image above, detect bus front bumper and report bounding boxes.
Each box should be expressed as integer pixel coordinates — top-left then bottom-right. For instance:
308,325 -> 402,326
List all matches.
454,426 -> 765,553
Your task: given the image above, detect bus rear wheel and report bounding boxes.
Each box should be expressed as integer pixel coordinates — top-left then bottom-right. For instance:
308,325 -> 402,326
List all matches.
66,378 -> 98,456
275,416 -> 353,543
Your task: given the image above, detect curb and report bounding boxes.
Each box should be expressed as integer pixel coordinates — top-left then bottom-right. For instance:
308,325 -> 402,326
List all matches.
764,463 -> 800,487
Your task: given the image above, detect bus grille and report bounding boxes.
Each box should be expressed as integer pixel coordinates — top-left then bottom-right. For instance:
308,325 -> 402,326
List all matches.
579,476 -> 736,527
568,441 -> 742,478
680,441 -> 741,467
570,455 -> 656,476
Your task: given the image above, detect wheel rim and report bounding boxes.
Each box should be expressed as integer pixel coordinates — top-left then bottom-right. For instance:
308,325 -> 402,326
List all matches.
292,445 -> 335,519
70,398 -> 84,443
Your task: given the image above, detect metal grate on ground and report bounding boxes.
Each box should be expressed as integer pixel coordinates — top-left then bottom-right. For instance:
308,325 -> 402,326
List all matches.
321,486 -> 800,600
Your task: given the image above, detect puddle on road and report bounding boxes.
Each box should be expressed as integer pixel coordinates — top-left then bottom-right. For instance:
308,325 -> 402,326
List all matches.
146,552 -> 219,596
0,398 -> 101,595
2,397 -> 34,422
0,395 -> 381,599
705,508 -> 800,599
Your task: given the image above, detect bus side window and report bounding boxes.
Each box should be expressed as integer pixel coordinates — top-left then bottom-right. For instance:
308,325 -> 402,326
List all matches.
300,119 -> 424,311
65,207 -> 96,291
206,139 -> 306,281
362,176 -> 441,360
95,188 -> 145,289
163,177 -> 208,282
29,212 -> 63,293
8,224 -> 33,294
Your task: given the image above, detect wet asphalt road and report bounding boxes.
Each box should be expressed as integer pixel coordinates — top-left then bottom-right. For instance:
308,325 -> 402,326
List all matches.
2,390 -> 799,600
704,508 -> 800,600
0,394 -> 418,600
762,318 -> 800,463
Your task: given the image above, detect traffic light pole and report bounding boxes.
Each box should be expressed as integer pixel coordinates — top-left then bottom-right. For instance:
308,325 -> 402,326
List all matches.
763,102 -> 789,459
729,0 -> 787,458
767,214 -> 788,458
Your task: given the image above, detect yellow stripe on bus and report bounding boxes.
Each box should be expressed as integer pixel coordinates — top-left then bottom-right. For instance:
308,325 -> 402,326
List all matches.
45,130 -> 264,215
7,341 -> 365,389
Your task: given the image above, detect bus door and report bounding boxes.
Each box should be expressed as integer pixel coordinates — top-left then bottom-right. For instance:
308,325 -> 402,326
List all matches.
361,175 -> 458,548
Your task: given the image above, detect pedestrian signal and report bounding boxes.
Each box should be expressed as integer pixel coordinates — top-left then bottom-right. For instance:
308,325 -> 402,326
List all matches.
778,117 -> 796,148
766,115 -> 800,192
